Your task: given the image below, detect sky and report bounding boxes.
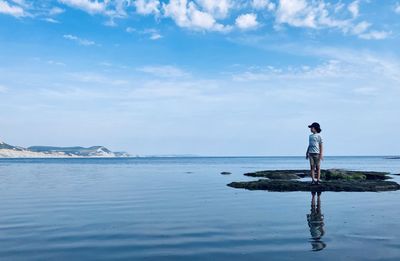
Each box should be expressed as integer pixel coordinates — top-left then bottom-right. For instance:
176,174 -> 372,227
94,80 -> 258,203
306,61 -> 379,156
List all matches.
0,0 -> 399,156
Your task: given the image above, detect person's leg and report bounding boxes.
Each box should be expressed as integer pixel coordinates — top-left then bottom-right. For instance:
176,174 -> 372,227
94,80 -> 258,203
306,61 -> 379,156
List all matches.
316,165 -> 321,182
310,157 -> 315,183
316,157 -> 321,182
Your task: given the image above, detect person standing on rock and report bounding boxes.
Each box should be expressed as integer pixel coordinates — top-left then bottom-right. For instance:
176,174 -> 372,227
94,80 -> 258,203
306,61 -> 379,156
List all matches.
306,122 -> 324,184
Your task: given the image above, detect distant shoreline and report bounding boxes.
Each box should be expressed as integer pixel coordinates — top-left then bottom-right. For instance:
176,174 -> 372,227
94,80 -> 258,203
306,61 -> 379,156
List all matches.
0,141 -> 130,158
0,155 -> 398,159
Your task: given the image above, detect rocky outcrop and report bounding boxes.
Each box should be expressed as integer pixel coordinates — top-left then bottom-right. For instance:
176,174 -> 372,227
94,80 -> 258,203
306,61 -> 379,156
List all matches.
228,169 -> 399,192
244,169 -> 391,180
244,170 -> 303,180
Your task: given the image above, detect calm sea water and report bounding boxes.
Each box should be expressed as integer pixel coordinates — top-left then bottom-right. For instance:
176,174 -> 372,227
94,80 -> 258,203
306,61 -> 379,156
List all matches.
0,156 -> 400,261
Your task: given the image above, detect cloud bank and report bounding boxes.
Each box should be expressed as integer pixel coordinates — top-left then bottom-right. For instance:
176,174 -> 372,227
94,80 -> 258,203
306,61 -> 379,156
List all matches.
0,0 -> 392,40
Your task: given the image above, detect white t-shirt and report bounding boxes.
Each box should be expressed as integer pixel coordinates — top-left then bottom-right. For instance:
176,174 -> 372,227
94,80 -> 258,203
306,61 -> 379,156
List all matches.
308,134 -> 323,154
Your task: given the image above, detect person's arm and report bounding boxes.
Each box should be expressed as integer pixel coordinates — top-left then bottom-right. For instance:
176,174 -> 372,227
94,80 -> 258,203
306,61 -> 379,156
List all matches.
306,146 -> 309,159
319,142 -> 324,161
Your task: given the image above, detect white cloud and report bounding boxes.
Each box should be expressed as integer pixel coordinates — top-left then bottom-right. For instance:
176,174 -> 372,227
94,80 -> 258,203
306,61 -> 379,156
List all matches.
0,0 -> 393,40
104,18 -> 117,26
58,0 -> 129,19
134,0 -> 160,15
395,3 -> 400,14
126,27 -> 136,33
58,0 -> 106,14
126,27 -> 162,40
276,0 -> 318,28
47,60 -> 66,66
310,47 -> 400,83
143,28 -> 163,40
150,33 -> 162,40
227,51 -> 400,118
163,0 -> 191,27
56,0 -> 232,31
348,0 -> 359,18
188,4 -> 223,30
163,0 -> 230,32
232,60 -> 348,82
251,0 -> 275,11
149,32 -> 162,40
63,34 -> 96,46
49,6 -> 65,16
235,13 -> 258,30
44,17 -> 60,23
358,30 -> 391,40
343,20 -> 389,40
351,21 -> 370,35
274,0 -> 387,41
196,0 -> 231,18
0,1 -> 66,21
0,0 -> 26,17
334,2 -> 345,13
137,65 -> 189,78
275,0 -> 363,30
10,0 -> 29,7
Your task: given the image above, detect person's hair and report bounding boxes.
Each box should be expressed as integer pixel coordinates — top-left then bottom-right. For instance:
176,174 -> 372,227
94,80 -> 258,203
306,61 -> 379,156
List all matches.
316,127 -> 322,133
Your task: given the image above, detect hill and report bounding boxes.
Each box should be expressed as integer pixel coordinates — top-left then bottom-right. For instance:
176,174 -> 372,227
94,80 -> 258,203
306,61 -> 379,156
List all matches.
0,141 -> 129,158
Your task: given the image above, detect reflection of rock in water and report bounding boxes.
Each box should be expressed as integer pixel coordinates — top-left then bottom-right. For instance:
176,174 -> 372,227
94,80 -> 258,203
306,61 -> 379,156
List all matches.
307,191 -> 326,251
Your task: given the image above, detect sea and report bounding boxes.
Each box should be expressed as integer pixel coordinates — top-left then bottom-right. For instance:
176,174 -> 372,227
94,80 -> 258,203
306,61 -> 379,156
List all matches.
0,156 -> 399,260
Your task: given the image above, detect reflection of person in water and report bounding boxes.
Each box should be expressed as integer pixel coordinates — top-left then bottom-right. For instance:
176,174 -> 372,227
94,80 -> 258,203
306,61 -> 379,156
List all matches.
307,191 -> 326,251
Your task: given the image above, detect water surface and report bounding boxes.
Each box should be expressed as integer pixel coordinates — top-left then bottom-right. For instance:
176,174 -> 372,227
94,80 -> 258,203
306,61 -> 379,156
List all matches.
1,157 -> 399,260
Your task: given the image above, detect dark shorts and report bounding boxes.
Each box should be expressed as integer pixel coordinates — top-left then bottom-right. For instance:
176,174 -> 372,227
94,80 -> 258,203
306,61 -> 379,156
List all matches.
309,153 -> 321,168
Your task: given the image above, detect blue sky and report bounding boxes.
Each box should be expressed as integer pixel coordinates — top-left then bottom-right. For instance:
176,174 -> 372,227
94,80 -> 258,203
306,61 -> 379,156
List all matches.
0,0 -> 400,156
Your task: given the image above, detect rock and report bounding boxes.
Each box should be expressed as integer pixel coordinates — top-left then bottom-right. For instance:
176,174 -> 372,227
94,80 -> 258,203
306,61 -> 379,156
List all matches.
228,169 -> 398,192
324,169 -> 365,180
324,169 -> 390,180
227,179 -> 400,192
220,171 -> 232,175
243,169 -> 391,181
244,170 -> 307,180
